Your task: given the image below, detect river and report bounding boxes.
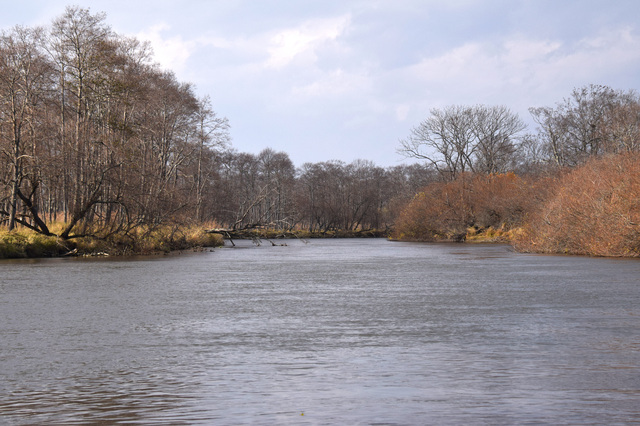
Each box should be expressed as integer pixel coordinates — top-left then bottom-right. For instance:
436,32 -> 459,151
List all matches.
1,238 -> 639,424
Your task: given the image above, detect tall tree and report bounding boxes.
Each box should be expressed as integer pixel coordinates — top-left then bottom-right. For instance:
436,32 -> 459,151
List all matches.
48,5 -> 115,234
193,96 -> 229,221
0,26 -> 53,232
1,6 -> 230,239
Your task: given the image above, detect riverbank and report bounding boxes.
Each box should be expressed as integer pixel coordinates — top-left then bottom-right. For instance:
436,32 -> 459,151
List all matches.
0,226 -> 390,259
228,228 -> 388,240
0,226 -> 225,259
389,225 -> 518,244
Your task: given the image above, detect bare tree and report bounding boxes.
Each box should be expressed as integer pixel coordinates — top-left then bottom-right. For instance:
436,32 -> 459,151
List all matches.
602,99 -> 640,154
472,105 -> 526,174
193,96 -> 230,221
1,6 -> 231,241
48,6 -> 114,224
399,105 -> 525,179
529,84 -> 640,166
257,148 -> 296,228
0,26 -> 53,232
529,106 -> 570,167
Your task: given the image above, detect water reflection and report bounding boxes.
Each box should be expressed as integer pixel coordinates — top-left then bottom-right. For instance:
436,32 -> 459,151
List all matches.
1,239 -> 639,424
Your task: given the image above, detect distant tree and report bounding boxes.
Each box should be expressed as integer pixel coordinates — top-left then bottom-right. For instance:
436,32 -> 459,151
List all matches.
472,105 -> 526,174
399,105 -> 474,180
601,101 -> 640,154
193,96 -> 230,222
399,105 -> 525,180
529,84 -> 640,166
257,148 -> 296,228
297,160 -> 345,232
514,133 -> 549,174
294,159 -> 397,232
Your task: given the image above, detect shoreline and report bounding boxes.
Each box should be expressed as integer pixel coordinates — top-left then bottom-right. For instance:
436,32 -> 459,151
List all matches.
0,228 -> 389,260
4,226 -> 639,259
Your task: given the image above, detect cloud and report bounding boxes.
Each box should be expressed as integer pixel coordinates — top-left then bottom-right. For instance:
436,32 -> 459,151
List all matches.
291,68 -> 371,99
265,15 -> 351,69
124,3 -> 640,167
395,104 -> 410,121
396,26 -> 640,113
136,23 -> 197,73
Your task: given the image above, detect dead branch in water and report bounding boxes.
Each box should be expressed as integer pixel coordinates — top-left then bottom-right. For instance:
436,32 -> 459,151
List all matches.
204,222 -> 307,246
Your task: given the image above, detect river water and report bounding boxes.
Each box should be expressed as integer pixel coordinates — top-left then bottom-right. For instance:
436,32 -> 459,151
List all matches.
1,238 -> 639,425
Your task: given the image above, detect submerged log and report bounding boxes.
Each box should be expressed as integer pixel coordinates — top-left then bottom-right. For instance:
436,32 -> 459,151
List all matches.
204,226 -> 305,246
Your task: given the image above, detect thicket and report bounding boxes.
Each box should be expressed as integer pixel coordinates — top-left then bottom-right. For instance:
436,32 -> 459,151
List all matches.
514,153 -> 640,257
392,154 -> 640,257
391,172 -> 547,242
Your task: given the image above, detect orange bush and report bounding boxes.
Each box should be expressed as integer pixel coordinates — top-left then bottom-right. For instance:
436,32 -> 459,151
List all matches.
392,180 -> 468,241
392,172 -> 539,241
514,153 -> 640,257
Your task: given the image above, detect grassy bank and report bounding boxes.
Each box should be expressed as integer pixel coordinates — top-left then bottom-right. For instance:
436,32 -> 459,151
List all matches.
0,225 -> 388,259
464,225 -> 523,243
0,225 -> 224,259
0,232 -> 69,259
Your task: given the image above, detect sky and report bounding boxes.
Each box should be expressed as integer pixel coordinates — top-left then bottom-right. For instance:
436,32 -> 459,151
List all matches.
2,1 -> 640,167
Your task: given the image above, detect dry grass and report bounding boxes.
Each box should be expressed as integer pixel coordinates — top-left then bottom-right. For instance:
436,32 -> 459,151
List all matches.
465,225 -> 518,243
0,222 -> 224,259
0,229 -> 72,259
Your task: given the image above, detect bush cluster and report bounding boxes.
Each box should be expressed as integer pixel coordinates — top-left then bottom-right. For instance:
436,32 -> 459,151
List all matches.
514,153 -> 640,257
391,172 -> 541,242
392,152 -> 640,257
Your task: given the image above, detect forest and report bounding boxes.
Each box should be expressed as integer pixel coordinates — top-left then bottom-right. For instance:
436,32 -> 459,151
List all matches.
2,6 -> 640,257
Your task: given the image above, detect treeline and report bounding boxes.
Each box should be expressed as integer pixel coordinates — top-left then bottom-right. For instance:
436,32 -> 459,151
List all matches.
2,7 -> 640,257
0,7 -> 230,241
209,151 -> 435,234
0,6 -> 436,245
394,85 -> 640,257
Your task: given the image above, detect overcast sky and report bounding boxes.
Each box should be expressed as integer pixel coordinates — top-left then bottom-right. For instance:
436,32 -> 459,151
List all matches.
3,1 -> 640,167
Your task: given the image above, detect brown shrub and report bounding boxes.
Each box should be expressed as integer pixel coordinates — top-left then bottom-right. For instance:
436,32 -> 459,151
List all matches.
514,153 -> 640,256
392,172 -> 539,241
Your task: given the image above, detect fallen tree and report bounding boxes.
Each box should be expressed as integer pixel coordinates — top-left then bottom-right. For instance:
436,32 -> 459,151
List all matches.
204,223 -> 304,246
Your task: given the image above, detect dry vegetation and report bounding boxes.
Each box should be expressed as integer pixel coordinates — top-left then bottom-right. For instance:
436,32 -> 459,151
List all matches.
392,153 -> 640,257
2,7 -> 640,258
0,223 -> 224,259
514,153 -> 640,257
391,172 -> 543,242
391,83 -> 640,257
